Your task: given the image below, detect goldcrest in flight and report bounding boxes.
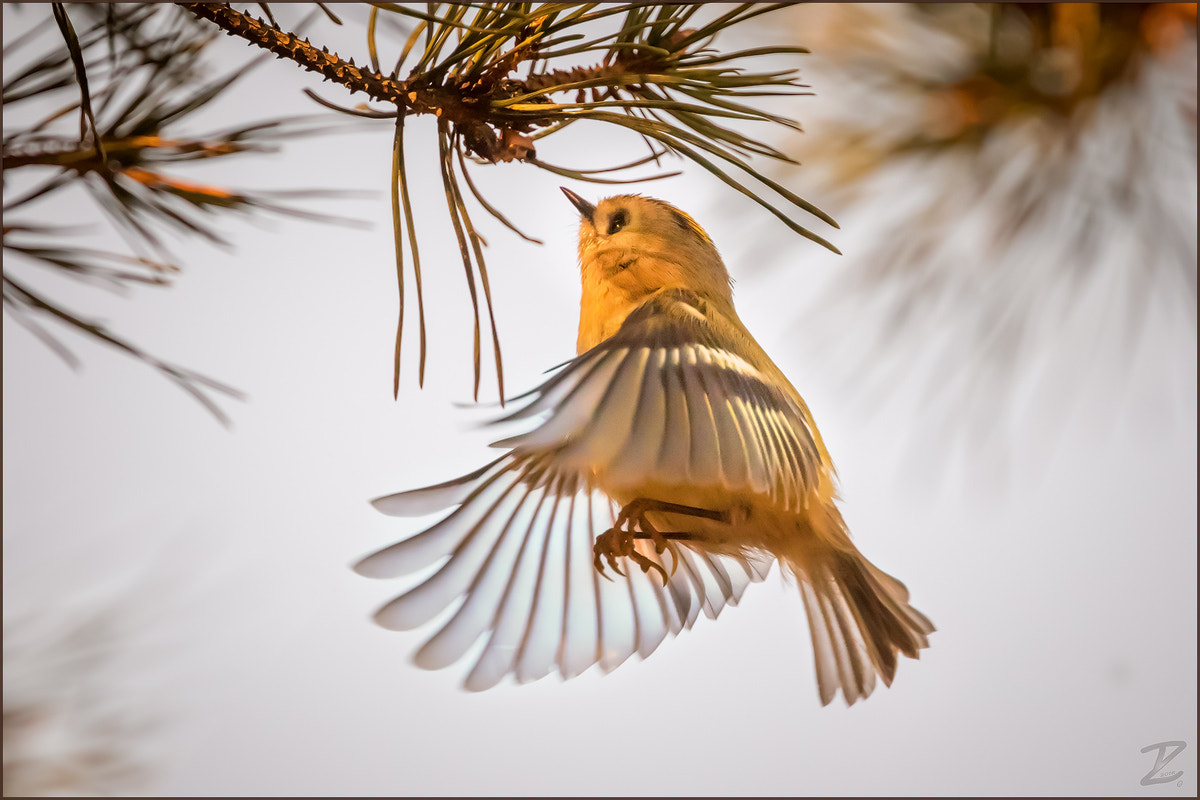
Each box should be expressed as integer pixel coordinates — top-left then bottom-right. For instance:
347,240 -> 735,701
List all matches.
355,189 -> 934,706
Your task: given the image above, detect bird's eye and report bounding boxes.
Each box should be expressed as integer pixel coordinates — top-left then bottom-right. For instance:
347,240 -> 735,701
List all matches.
607,209 -> 629,235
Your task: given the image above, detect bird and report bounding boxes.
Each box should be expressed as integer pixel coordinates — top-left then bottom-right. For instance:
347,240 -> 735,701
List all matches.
355,189 -> 934,705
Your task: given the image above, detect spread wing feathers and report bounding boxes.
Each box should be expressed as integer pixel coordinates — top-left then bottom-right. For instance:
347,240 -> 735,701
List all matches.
356,453 -> 770,690
494,289 -> 823,510
794,550 -> 936,706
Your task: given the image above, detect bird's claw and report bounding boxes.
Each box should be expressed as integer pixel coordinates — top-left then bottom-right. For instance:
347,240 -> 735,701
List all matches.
593,520 -> 669,586
593,527 -> 630,579
630,549 -> 669,585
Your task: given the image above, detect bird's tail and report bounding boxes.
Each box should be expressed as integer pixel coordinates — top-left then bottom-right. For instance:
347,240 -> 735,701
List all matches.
781,509 -> 935,706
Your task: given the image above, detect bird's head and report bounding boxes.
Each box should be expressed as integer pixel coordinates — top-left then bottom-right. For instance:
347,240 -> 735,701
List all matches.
561,189 -> 734,308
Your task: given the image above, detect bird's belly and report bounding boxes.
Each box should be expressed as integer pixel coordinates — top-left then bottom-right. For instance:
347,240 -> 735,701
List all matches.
603,477 -> 744,514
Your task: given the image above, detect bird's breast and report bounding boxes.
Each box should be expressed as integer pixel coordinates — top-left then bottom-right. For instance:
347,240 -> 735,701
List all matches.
576,283 -> 637,353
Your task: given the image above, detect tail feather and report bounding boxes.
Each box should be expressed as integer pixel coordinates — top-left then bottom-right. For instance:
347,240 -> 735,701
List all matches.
821,572 -> 876,705
789,547 -> 935,706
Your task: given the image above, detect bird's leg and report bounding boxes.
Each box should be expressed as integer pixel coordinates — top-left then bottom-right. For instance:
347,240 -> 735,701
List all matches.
593,497 -> 731,585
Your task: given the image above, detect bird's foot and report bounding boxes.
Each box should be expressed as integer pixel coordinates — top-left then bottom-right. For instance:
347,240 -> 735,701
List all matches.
593,497 -> 727,585
593,526 -> 670,585
593,526 -> 634,577
594,503 -> 671,585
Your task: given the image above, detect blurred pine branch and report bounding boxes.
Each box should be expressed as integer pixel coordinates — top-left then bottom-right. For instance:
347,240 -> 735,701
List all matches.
755,3 -> 1196,462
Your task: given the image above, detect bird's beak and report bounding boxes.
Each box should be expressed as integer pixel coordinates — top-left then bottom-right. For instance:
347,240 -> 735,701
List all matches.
560,187 -> 595,223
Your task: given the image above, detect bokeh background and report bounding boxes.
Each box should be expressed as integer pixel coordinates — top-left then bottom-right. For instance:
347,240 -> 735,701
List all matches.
4,3 -> 1196,796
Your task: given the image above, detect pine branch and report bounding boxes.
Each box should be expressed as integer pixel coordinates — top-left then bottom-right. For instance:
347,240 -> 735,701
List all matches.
3,3 -> 354,423
174,3 -> 838,402
179,3 -> 412,105
12,3 -> 838,411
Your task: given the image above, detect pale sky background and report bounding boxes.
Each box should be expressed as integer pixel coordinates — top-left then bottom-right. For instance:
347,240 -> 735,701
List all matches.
3,4 -> 1196,796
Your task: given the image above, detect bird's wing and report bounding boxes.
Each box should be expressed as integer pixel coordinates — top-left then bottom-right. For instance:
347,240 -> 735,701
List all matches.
354,287 -> 816,689
357,452 -> 771,691
495,287 -> 826,512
